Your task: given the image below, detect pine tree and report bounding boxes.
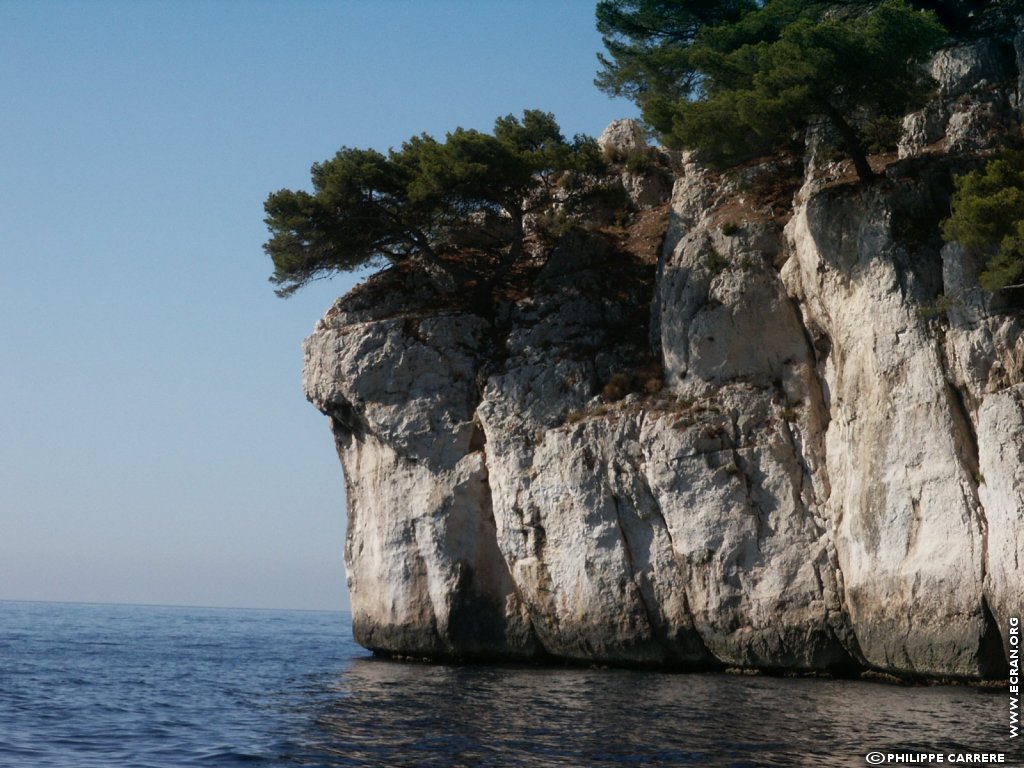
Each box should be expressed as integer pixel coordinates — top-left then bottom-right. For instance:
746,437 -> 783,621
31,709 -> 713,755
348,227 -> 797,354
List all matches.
596,0 -> 946,183
943,149 -> 1024,291
264,111 -> 604,297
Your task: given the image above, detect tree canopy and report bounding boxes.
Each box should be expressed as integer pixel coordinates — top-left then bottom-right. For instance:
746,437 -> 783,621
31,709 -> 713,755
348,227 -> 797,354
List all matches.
943,149 -> 1024,292
264,110 -> 604,297
597,0 -> 947,182
595,0 -> 757,107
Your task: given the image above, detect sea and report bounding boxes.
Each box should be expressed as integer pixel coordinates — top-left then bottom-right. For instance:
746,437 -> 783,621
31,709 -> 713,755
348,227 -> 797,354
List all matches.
0,600 -> 1016,768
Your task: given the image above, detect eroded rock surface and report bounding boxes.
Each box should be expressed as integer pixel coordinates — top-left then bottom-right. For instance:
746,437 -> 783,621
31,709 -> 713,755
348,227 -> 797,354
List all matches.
304,38 -> 1023,679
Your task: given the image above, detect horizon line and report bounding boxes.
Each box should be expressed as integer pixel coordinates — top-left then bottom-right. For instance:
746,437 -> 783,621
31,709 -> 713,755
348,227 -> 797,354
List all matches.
0,597 -> 349,615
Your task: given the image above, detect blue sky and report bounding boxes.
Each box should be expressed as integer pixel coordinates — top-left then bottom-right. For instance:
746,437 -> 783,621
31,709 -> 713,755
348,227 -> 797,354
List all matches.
0,1 -> 637,611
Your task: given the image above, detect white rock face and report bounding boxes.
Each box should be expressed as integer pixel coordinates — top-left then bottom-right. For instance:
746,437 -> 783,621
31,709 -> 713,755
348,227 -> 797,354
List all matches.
599,118 -> 673,209
900,39 -> 1017,159
303,40 -> 1023,679
930,39 -> 1014,99
306,301 -> 538,659
980,386 -> 1024,660
598,119 -> 649,155
784,183 -> 995,677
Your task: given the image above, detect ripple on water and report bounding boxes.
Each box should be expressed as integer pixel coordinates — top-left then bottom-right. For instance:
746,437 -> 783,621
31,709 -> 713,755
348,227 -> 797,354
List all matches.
0,602 -> 1015,768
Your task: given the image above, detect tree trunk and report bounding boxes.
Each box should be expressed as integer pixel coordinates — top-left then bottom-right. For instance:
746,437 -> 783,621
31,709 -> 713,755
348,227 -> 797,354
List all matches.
823,104 -> 876,185
403,228 -> 479,290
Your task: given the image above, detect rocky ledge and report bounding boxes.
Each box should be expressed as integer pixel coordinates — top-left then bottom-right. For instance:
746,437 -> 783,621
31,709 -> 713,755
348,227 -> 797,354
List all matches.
304,37 -> 1024,680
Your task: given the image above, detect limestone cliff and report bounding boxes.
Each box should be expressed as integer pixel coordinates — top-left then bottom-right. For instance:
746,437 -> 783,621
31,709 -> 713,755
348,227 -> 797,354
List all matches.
304,37 -> 1024,679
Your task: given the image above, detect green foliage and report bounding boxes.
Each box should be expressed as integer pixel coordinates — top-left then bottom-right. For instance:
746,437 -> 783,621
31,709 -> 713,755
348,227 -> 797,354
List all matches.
596,0 -> 946,182
943,149 -> 1024,291
595,1 -> 758,134
705,247 -> 729,273
859,115 -> 904,156
602,138 -> 666,175
917,292 -> 962,318
624,146 -> 663,174
674,1 -> 945,176
264,149 -> 417,297
264,111 -> 605,296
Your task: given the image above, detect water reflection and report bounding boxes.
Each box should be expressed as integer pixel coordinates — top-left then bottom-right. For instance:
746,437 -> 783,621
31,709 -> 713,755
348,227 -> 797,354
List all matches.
294,658 -> 1012,767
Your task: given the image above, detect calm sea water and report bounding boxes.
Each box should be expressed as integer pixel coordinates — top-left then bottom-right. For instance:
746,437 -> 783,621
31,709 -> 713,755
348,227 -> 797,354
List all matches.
0,601 -> 1016,767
